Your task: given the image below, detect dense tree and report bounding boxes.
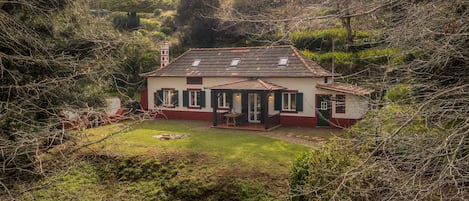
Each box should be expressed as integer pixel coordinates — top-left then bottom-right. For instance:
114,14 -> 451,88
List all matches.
175,0 -> 220,47
113,36 -> 159,99
290,0 -> 469,200
0,0 -> 125,197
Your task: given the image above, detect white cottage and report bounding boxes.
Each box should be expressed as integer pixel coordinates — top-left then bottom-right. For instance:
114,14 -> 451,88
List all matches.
141,44 -> 373,130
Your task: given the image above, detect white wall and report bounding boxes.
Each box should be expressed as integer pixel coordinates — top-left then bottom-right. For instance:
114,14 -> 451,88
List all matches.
147,77 -> 369,119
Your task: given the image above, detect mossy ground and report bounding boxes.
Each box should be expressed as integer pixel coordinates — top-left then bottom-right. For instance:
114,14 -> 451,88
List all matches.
21,120 -> 310,200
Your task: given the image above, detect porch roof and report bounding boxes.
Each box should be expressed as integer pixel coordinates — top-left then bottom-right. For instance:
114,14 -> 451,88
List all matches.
205,79 -> 286,91
316,82 -> 374,96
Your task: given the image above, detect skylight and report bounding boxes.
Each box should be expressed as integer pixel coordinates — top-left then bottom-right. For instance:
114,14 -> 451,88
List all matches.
230,58 -> 240,67
278,57 -> 288,67
192,59 -> 201,68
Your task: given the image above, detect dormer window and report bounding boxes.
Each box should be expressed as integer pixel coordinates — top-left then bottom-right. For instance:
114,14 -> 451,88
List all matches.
278,57 -> 288,67
230,58 -> 240,67
192,59 -> 201,68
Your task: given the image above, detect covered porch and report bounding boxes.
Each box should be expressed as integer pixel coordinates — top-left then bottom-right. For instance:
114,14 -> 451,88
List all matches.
206,79 -> 286,131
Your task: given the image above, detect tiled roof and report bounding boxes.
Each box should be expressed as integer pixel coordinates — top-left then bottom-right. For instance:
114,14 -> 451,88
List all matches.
316,82 -> 374,96
141,45 -> 334,78
205,79 -> 286,91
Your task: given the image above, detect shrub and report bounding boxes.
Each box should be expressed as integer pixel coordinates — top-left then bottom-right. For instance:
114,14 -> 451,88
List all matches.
140,18 -> 160,31
290,29 -> 377,52
154,8 -> 163,17
384,85 -> 412,103
301,48 -> 398,66
290,138 -> 387,200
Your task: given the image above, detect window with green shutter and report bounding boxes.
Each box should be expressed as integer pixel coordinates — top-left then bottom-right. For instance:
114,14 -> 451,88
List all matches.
184,89 -> 205,108
157,89 -> 177,107
282,92 -> 297,111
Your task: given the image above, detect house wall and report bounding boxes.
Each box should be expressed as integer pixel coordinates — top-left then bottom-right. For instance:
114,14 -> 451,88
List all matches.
147,77 -> 369,128
315,88 -> 369,120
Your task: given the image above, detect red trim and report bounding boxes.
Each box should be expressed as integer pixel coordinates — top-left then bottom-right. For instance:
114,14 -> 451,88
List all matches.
160,110 -> 213,121
156,110 -> 361,129
217,107 -> 230,111
329,118 -> 359,128
187,106 -> 201,109
280,116 -> 316,128
140,88 -> 148,110
335,95 -> 346,113
281,110 -> 297,114
161,88 -> 175,90
162,105 -> 176,108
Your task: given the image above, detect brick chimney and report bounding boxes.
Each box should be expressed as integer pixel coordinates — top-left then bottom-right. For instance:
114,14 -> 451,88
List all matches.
160,41 -> 169,68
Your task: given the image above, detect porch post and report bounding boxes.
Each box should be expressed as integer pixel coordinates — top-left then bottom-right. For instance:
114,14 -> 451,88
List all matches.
212,90 -> 218,126
262,91 -> 269,129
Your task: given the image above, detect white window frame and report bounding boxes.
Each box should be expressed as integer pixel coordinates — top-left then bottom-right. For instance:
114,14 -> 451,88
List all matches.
320,102 -> 328,110
218,92 -> 228,108
163,90 -> 174,106
189,90 -> 201,107
282,92 -> 297,111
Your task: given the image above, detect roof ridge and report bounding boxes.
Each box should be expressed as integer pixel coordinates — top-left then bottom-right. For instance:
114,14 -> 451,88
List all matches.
289,46 -> 323,76
317,82 -> 374,96
257,79 -> 272,90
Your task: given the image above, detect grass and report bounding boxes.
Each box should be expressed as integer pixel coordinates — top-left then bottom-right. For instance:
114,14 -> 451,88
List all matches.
88,120 -> 309,173
21,120 -> 312,200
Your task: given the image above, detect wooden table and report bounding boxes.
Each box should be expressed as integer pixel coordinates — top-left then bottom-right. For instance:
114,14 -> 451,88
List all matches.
224,113 -> 241,127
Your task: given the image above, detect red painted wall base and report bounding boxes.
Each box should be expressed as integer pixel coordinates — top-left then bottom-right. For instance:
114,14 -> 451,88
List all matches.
161,110 -> 213,121
158,110 -> 360,129
280,116 -> 317,128
329,118 -> 360,129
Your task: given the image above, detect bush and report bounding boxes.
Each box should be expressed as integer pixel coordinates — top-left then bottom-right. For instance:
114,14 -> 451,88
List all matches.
154,8 -> 163,17
290,138 -> 385,201
384,85 -> 412,103
301,48 -> 398,66
290,29 -> 377,52
140,18 -> 160,31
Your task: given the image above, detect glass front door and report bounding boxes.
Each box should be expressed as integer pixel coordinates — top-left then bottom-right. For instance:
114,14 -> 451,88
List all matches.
248,93 -> 261,123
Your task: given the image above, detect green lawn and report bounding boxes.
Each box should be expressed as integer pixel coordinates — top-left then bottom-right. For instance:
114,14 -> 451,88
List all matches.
23,120 -> 310,200
88,120 -> 308,172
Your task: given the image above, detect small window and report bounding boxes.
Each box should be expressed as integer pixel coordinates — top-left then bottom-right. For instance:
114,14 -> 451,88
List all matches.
282,92 -> 297,111
186,77 -> 202,84
320,102 -> 328,110
336,95 -> 346,113
189,90 -> 201,107
163,90 -> 174,106
324,77 -> 328,84
230,58 -> 240,67
192,59 -> 201,68
218,92 -> 229,108
278,57 -> 288,67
